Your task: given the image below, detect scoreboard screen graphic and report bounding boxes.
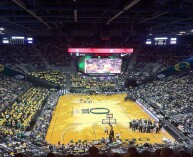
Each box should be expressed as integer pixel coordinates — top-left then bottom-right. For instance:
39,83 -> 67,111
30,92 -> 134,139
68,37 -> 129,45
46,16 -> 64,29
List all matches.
70,48 -> 133,75
85,58 -> 122,74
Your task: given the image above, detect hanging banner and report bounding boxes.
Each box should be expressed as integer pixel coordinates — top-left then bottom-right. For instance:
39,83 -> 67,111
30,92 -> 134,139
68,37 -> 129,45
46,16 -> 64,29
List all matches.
156,57 -> 193,79
0,64 -> 26,80
0,64 -> 5,72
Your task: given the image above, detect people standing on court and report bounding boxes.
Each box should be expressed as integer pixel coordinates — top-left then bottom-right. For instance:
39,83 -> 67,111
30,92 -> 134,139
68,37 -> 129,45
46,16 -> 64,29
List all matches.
104,126 -> 108,134
79,97 -> 92,104
138,123 -> 143,132
87,97 -> 92,104
115,133 -> 120,139
156,125 -> 160,134
129,121 -> 132,129
109,128 -> 115,143
130,118 -> 161,134
159,122 -> 163,131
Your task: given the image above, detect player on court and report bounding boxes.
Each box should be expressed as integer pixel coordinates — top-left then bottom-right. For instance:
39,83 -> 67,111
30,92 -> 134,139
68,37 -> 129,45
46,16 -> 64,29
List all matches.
104,126 -> 108,134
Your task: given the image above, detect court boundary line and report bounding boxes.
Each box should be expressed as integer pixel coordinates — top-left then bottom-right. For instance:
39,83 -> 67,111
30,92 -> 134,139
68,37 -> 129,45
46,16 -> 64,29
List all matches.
47,94 -> 174,144
49,101 -> 61,142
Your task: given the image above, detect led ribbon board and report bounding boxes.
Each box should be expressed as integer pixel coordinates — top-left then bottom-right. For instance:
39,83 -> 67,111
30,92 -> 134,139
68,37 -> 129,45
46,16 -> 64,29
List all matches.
68,48 -> 133,54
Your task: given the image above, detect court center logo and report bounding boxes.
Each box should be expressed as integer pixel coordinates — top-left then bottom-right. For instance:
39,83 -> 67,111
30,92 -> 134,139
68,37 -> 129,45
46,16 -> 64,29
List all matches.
174,62 -> 190,71
0,64 -> 4,72
90,108 -> 110,114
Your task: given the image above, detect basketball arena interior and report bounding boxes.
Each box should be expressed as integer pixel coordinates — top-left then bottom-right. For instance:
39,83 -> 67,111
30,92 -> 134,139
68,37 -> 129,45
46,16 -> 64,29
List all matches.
0,0 -> 193,157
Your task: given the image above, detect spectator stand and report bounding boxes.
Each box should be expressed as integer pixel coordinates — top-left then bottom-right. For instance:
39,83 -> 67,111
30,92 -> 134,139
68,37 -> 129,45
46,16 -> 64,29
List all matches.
129,45 -> 193,82
0,87 -> 50,140
70,73 -> 126,92
0,44 -> 45,68
30,91 -> 61,147
127,72 -> 193,145
0,74 -> 32,123
0,135 -> 44,156
28,70 -> 67,88
35,43 -> 71,67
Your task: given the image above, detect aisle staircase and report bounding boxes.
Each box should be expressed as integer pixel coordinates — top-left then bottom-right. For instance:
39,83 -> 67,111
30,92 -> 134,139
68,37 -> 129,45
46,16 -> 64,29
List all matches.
127,46 -> 141,71
65,73 -> 71,89
32,45 -> 50,67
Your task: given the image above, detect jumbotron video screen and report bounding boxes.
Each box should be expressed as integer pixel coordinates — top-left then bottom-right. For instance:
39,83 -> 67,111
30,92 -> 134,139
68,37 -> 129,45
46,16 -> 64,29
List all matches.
85,58 -> 122,74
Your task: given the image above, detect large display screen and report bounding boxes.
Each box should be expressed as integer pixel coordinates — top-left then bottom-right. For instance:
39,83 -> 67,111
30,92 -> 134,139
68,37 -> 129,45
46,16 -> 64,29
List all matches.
68,48 -> 133,54
85,58 -> 122,74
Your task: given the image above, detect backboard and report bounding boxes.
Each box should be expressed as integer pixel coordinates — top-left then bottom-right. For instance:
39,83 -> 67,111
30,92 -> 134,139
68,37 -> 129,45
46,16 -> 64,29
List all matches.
106,113 -> 113,118
102,118 -> 116,124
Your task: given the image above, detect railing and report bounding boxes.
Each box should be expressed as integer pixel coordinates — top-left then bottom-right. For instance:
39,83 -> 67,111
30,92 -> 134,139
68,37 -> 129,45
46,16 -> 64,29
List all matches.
165,120 -> 188,141
135,99 -> 190,142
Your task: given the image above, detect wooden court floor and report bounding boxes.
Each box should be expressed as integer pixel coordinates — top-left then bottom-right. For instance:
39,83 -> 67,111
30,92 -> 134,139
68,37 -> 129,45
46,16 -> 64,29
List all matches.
45,94 -> 174,144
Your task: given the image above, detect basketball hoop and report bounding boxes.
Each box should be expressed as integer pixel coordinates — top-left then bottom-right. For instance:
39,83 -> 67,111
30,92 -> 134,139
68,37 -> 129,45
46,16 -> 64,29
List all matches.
102,113 -> 116,124
102,119 -> 116,124
106,113 -> 113,118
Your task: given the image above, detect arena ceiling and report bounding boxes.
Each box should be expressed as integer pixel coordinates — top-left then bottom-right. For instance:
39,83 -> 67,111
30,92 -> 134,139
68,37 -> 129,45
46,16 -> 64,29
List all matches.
1,0 -> 193,39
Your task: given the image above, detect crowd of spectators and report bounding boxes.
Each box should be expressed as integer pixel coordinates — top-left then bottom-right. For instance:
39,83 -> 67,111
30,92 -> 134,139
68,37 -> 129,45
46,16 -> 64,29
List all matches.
28,70 -> 67,86
70,74 -> 125,89
5,64 -> 25,73
0,74 -> 31,114
36,43 -> 71,67
47,145 -> 192,157
30,91 -> 61,146
0,72 -> 193,156
123,45 -> 193,81
133,45 -> 193,72
0,90 -> 62,156
0,87 -> 50,137
0,135 -> 43,156
128,72 -> 193,136
8,141 -> 190,157
0,44 -> 44,68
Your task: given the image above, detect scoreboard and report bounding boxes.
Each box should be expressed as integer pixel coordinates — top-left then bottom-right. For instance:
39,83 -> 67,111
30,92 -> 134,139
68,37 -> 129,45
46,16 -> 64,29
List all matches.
146,37 -> 177,45
68,48 -> 133,76
68,48 -> 133,57
2,36 -> 33,44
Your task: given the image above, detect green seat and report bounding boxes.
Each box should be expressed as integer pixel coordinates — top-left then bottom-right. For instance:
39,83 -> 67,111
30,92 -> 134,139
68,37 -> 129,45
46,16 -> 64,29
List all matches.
20,124 -> 25,130
17,133 -> 22,138
0,119 -> 5,126
132,138 -> 137,141
70,140 -> 74,143
21,132 -> 25,138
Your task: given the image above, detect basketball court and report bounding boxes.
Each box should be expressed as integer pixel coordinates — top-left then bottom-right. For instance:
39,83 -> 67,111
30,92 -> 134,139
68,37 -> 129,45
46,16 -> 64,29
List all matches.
45,94 -> 174,144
